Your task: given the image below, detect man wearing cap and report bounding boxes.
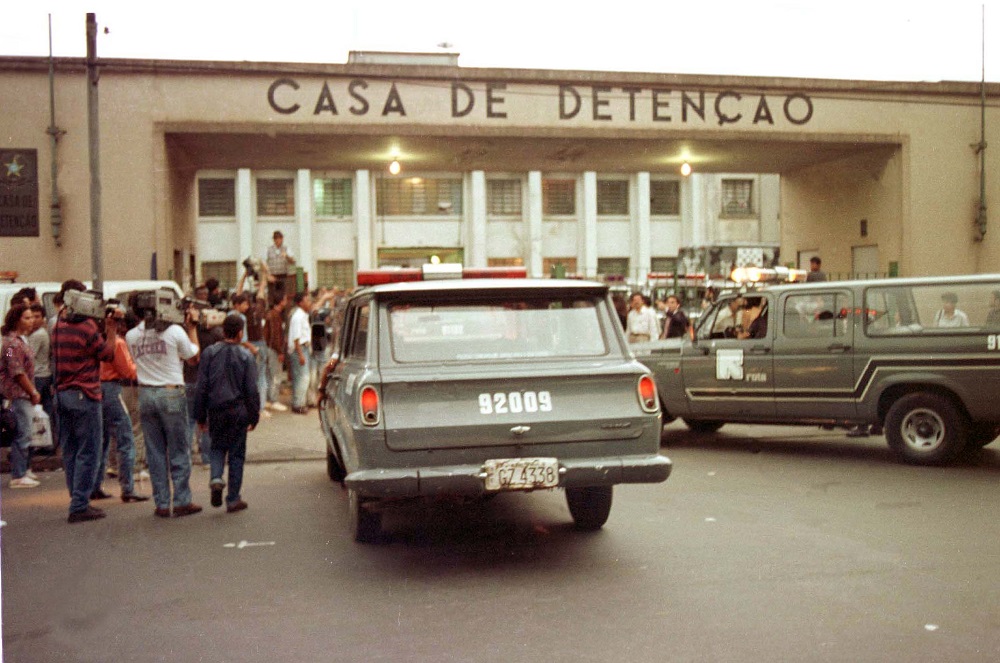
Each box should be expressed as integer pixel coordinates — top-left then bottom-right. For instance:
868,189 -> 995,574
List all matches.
264,230 -> 295,304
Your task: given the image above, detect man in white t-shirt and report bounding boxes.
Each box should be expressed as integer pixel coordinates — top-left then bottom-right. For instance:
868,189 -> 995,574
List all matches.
287,291 -> 313,414
126,306 -> 202,518
625,293 -> 659,343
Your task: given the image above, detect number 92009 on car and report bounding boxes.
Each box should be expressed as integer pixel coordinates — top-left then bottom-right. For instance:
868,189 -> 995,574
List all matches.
318,265 -> 671,542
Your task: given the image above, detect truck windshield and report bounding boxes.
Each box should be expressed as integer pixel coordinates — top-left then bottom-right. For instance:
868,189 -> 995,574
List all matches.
388,296 -> 609,362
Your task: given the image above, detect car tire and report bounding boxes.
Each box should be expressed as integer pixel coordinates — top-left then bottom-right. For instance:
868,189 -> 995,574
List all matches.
326,447 -> 345,483
683,419 -> 725,434
885,392 -> 968,465
966,423 -> 1000,450
566,485 -> 613,531
348,488 -> 381,543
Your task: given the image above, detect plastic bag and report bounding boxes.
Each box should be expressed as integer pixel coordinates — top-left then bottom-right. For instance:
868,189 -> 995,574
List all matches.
29,404 -> 53,449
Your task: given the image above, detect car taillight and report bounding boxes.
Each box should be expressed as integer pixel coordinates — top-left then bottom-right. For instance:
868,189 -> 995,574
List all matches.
637,375 -> 658,413
359,386 -> 380,426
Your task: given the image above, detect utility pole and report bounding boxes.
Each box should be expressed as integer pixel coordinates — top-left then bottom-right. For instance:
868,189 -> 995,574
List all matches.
86,13 -> 102,291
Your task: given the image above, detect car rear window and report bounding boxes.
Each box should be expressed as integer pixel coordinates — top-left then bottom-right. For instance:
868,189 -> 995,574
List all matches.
388,296 -> 609,362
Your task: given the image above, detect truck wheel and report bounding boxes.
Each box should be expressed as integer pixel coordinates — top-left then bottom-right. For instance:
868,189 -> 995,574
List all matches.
326,447 -> 345,483
885,393 -> 968,465
683,419 -> 725,434
566,486 -> 613,531
966,423 -> 1000,449
348,489 -> 381,543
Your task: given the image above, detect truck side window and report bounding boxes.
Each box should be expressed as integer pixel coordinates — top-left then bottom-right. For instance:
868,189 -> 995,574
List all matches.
347,301 -> 370,360
784,293 -> 849,338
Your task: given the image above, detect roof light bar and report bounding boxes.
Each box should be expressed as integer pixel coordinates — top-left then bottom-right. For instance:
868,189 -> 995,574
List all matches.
356,264 -> 528,286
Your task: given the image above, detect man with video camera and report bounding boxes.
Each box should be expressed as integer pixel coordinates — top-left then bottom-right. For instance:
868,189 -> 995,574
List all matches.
125,290 -> 202,518
51,280 -> 119,523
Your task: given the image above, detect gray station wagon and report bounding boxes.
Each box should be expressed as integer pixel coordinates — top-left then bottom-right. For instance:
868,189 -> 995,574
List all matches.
319,270 -> 671,542
633,273 -> 1000,466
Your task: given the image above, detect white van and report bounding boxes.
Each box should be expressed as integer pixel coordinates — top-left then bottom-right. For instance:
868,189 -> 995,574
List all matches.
0,280 -> 184,319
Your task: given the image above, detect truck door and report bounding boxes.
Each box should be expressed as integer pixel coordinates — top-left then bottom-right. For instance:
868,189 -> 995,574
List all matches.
682,293 -> 775,420
771,290 -> 857,421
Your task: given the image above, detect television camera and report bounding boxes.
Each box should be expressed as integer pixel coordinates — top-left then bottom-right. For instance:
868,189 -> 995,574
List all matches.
130,288 -> 226,331
63,289 -> 125,321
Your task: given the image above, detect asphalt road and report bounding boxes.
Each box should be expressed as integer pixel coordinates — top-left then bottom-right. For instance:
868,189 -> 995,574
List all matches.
2,422 -> 1000,662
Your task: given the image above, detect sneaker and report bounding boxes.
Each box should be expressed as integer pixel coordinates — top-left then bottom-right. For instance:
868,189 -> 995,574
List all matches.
25,469 -> 38,480
10,476 -> 40,489
68,506 -> 106,523
172,503 -> 203,518
270,402 -> 288,412
154,507 -> 171,518
226,500 -> 248,513
210,480 -> 225,508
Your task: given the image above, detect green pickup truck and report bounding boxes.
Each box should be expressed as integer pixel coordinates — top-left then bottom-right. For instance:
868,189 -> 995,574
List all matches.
319,268 -> 671,542
633,274 -> 1000,466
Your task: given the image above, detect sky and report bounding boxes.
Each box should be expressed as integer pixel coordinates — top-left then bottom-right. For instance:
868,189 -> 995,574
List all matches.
2,1 -> 998,83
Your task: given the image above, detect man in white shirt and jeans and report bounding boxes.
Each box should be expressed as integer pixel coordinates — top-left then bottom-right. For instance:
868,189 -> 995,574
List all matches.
287,291 -> 313,414
626,293 -> 659,343
126,305 -> 202,518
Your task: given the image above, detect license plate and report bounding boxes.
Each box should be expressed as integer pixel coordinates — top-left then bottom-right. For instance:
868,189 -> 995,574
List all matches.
483,458 -> 559,491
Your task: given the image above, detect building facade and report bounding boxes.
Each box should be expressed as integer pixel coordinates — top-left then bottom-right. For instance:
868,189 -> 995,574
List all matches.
1,53 -> 997,290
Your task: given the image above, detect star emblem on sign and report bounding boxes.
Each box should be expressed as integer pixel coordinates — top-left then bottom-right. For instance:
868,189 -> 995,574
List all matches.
4,154 -> 25,179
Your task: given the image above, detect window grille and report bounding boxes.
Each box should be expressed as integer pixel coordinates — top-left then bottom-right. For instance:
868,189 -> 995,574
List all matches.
597,257 -> 630,278
721,179 -> 754,217
651,257 -> 678,273
314,178 -> 353,217
198,178 -> 236,218
376,177 -> 463,216
543,257 -> 577,277
543,179 -> 576,215
597,179 -> 629,216
257,178 -> 295,216
487,179 -> 522,216
650,180 -> 681,216
316,260 -> 355,289
201,261 -> 238,290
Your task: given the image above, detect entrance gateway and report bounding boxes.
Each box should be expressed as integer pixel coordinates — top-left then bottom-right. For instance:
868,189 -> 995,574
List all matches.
0,53 -> 997,287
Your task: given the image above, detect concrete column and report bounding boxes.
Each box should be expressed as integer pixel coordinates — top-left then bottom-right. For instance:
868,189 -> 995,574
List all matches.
469,171 -> 487,267
236,168 -> 253,279
581,172 -> 597,279
355,170 -> 373,271
527,171 -> 543,277
296,169 -> 313,287
634,172 -> 652,285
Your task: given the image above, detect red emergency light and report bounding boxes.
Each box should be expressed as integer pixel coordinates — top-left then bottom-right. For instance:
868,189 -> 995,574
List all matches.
356,265 -> 527,286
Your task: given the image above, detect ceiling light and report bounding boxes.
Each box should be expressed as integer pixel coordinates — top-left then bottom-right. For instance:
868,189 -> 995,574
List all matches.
680,162 -> 692,177
388,160 -> 401,175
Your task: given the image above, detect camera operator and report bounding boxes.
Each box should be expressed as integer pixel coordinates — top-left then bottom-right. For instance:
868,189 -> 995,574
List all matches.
125,294 -> 202,518
51,280 -> 118,523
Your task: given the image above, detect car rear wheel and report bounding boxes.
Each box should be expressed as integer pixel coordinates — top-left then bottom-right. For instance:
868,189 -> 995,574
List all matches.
683,419 -> 725,434
348,489 -> 381,543
885,392 -> 968,465
566,486 -> 613,531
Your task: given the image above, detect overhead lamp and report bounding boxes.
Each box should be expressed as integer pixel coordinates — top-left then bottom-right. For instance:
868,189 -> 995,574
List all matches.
388,159 -> 401,175
680,162 -> 692,177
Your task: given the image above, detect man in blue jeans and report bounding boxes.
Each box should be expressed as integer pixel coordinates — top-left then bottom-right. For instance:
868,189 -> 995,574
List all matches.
183,290 -> 223,465
287,291 -> 313,414
126,298 -> 202,518
51,281 -> 118,523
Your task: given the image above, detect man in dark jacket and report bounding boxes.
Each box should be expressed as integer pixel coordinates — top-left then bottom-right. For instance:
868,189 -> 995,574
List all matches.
660,295 -> 691,339
193,314 -> 259,513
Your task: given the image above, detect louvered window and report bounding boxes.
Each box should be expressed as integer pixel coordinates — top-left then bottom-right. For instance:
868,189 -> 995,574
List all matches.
257,178 -> 295,216
377,177 -> 463,216
198,179 -> 235,218
314,178 -> 353,217
650,180 -> 681,216
721,179 -> 754,217
201,261 -> 238,290
543,179 -> 576,215
597,179 -> 629,216
316,260 -> 355,288
651,257 -> 678,273
597,257 -> 630,278
487,179 -> 522,216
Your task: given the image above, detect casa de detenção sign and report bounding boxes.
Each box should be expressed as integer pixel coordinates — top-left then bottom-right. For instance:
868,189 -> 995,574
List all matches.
267,78 -> 814,127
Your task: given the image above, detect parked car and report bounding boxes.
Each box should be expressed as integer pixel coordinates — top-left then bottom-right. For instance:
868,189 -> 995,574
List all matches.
633,273 -> 1000,465
319,266 -> 671,542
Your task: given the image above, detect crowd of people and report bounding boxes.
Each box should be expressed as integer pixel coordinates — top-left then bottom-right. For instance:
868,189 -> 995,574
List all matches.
0,231 -> 350,523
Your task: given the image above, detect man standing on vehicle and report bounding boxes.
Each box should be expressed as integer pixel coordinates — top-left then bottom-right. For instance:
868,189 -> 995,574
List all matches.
126,298 -> 202,518
626,293 -> 659,343
265,230 -> 295,305
660,295 -> 691,339
287,291 -> 313,414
